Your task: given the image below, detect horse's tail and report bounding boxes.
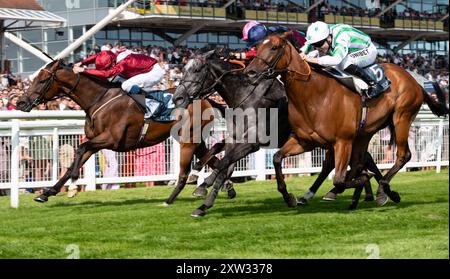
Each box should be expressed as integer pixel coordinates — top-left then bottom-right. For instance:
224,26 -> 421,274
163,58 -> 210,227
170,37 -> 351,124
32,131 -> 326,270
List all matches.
206,98 -> 226,117
422,86 -> 449,117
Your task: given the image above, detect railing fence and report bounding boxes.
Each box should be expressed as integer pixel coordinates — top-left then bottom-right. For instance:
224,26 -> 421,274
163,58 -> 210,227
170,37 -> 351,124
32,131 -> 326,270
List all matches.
0,110 -> 448,208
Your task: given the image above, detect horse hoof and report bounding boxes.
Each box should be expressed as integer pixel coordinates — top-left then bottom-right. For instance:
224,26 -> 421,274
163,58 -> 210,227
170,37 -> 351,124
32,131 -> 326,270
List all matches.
160,202 -> 170,207
192,187 -> 207,197
186,174 -> 198,184
286,193 -> 297,208
227,188 -> 236,199
322,192 -> 337,201
364,195 -> 374,202
191,209 -> 206,218
389,191 -> 401,203
67,189 -> 78,198
376,194 -> 389,207
348,203 -> 358,210
34,195 -> 48,203
297,197 -> 308,206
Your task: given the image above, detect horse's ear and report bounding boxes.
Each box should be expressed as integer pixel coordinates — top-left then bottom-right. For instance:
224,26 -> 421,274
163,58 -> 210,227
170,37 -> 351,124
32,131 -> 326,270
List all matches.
280,31 -> 293,40
203,50 -> 216,59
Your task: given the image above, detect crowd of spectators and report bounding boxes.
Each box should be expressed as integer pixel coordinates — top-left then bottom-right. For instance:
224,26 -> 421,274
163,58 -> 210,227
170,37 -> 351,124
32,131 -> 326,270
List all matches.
147,0 -> 448,23
0,43 -> 448,109
379,53 -> 449,91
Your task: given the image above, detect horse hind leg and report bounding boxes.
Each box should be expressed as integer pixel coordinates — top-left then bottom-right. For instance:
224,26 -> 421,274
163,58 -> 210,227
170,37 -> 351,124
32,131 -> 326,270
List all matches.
164,143 -> 196,205
377,116 -> 414,206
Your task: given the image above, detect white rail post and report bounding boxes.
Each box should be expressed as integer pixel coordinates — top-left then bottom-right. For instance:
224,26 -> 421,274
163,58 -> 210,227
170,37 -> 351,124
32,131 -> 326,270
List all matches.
52,128 -> 59,184
172,139 -> 181,181
255,149 -> 266,180
10,119 -> 20,208
436,119 -> 443,173
84,155 -> 96,191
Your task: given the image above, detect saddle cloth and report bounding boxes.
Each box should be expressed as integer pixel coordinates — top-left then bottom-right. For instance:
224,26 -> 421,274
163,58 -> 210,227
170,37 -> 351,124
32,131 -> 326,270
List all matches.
321,64 -> 391,98
128,90 -> 176,122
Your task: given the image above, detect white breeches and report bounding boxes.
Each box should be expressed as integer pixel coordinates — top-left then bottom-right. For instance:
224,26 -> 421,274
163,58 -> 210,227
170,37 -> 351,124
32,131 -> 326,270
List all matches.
121,63 -> 165,92
338,43 -> 378,70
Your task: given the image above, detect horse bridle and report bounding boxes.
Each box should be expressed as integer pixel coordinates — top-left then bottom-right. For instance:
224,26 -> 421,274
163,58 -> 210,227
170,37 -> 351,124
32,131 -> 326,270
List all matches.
251,38 -> 289,83
179,58 -> 236,102
30,64 -> 81,108
249,37 -> 312,84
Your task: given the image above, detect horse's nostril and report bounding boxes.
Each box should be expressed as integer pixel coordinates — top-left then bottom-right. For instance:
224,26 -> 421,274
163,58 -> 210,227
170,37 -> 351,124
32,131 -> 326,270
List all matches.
173,95 -> 185,106
247,70 -> 257,78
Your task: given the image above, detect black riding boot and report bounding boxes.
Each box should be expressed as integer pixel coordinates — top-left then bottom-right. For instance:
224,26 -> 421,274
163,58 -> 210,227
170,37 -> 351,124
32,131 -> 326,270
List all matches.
344,64 -> 377,87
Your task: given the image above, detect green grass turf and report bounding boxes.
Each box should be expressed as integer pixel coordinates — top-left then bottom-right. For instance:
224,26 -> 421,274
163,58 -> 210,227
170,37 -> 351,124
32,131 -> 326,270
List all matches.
0,169 -> 448,259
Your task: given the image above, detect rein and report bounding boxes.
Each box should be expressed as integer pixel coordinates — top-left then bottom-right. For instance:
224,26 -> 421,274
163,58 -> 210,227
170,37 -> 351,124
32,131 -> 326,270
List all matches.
35,65 -> 122,122
251,38 -> 311,83
31,67 -> 81,108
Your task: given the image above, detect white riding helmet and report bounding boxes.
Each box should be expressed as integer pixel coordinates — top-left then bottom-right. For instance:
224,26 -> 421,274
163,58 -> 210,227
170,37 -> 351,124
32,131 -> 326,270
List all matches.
305,21 -> 330,45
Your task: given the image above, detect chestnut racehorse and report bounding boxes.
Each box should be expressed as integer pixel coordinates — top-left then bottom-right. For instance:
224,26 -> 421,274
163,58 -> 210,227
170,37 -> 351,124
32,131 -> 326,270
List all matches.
17,59 -> 222,204
245,32 -> 448,207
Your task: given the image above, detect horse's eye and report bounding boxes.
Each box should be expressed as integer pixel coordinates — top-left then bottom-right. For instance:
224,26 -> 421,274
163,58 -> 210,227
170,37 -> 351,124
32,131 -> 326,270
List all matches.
271,46 -> 278,51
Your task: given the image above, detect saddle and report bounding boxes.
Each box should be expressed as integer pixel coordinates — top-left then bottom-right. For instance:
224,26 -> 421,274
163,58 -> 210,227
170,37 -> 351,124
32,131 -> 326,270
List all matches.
109,74 -> 175,122
318,64 -> 391,99
128,89 -> 176,122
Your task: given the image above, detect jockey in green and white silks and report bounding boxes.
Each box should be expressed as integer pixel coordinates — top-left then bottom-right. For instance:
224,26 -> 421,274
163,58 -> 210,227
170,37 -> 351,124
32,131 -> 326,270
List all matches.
300,21 -> 378,91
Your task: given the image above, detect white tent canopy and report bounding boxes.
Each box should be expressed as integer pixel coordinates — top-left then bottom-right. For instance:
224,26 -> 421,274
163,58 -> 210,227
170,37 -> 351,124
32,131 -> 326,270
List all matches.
0,8 -> 65,23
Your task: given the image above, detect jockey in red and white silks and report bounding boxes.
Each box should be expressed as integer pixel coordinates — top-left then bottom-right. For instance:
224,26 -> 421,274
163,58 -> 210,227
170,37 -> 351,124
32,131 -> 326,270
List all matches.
75,50 -> 165,94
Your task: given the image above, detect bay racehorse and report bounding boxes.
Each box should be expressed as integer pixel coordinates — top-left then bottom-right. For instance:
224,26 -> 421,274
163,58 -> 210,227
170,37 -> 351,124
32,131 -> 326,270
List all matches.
173,50 -> 386,217
16,59 -> 224,204
244,32 -> 449,207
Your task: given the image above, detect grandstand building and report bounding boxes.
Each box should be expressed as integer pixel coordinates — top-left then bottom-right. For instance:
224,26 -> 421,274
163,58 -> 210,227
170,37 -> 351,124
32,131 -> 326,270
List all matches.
0,0 -> 448,76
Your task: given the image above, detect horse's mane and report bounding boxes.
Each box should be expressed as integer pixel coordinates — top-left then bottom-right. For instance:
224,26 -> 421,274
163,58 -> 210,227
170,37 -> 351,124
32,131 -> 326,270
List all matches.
49,60 -> 121,89
80,72 -> 121,89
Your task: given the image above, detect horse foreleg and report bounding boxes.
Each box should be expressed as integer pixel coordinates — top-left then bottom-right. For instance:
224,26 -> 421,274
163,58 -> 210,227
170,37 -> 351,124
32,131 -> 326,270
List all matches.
324,140 -> 353,202
192,140 -> 225,171
194,142 -> 234,191
34,166 -> 73,202
191,143 -> 259,217
222,163 -> 237,199
191,140 -> 226,197
34,145 -> 99,202
298,149 -> 334,205
349,183 -> 364,210
273,137 -> 311,207
363,151 -> 384,202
